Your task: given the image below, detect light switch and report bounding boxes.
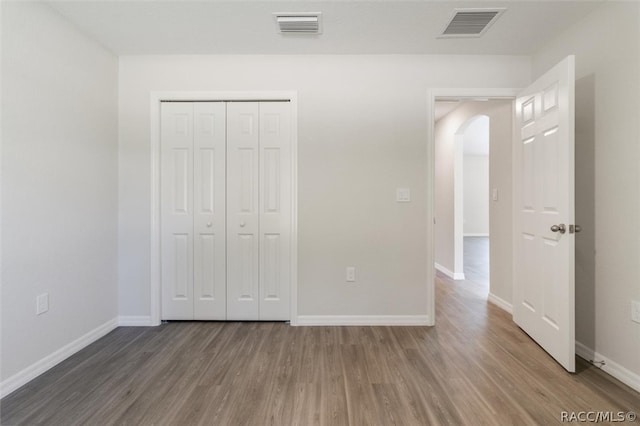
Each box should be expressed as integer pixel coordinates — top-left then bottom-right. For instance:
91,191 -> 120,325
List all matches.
396,188 -> 411,203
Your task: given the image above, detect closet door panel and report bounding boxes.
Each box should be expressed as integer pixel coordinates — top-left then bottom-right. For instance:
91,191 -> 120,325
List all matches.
259,102 -> 291,320
161,102 -> 195,320
226,103 -> 260,320
193,102 -> 227,319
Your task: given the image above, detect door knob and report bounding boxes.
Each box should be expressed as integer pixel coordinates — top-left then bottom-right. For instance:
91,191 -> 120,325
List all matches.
240,222 -> 246,227
206,222 -> 212,228
550,224 -> 566,234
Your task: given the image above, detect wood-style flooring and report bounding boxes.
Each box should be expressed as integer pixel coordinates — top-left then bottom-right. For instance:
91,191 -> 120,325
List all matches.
463,236 -> 490,285
2,271 -> 639,425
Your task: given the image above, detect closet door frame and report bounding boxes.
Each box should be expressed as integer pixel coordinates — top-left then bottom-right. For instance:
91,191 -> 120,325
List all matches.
150,91 -> 298,326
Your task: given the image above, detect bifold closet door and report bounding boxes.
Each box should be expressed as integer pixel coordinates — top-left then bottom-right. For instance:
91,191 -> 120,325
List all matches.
227,102 -> 291,321
258,102 -> 291,321
161,102 -> 226,320
226,103 -> 260,320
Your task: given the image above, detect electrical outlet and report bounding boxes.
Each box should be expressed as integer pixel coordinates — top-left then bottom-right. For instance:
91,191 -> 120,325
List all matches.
36,293 -> 49,315
632,300 -> 640,324
346,267 -> 356,282
396,188 -> 411,203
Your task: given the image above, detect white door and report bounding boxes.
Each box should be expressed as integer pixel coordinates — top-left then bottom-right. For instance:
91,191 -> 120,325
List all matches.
193,102 -> 227,320
259,102 -> 292,320
513,55 -> 576,372
161,102 -> 195,319
226,102 -> 292,320
226,102 -> 261,320
162,100 -> 292,321
161,102 -> 227,320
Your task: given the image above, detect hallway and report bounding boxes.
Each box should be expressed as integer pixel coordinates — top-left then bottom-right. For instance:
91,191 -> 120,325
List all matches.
464,236 -> 490,290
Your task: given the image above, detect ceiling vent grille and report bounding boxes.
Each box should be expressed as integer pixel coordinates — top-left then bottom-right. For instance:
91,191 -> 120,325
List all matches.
440,8 -> 505,38
275,12 -> 322,34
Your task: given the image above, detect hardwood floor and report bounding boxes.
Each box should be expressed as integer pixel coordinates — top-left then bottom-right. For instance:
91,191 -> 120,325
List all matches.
2,275 -> 639,425
463,236 -> 490,285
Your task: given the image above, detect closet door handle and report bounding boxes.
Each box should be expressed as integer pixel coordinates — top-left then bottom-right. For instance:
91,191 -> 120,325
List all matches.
240,222 -> 246,228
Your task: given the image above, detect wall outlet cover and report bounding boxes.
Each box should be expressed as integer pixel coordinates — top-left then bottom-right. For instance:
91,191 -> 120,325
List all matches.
396,188 -> 411,203
632,300 -> 640,324
346,267 -> 356,282
36,293 -> 49,315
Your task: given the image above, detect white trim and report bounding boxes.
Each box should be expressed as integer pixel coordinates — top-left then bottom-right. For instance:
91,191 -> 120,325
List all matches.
296,315 -> 430,326
464,233 -> 490,237
427,88 -> 519,327
488,292 -> 513,314
289,97 -> 299,326
150,95 -> 161,326
118,316 -> 154,326
575,341 -> 596,361
426,93 -> 436,326
149,91 -> 299,326
0,317 -> 119,399
435,262 -> 465,280
453,129 -> 467,279
575,342 -> 640,393
0,0 -> 4,404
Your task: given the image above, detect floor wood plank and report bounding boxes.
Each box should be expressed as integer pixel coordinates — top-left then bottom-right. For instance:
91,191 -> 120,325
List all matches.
2,268 -> 639,425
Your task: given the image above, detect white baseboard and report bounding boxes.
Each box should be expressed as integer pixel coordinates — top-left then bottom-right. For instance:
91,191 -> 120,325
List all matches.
575,341 -> 640,393
435,263 -> 465,280
575,341 -> 596,361
488,293 -> 513,314
118,315 -> 153,326
296,315 -> 431,326
0,317 -> 119,399
464,233 -> 489,237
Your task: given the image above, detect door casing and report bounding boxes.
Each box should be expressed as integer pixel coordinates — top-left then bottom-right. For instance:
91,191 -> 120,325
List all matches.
150,91 -> 299,326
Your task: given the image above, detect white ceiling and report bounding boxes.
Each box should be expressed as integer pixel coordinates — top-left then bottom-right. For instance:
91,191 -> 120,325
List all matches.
46,0 -> 604,55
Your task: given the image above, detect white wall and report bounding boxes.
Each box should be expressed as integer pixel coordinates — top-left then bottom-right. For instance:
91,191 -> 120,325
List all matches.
533,2 -> 640,379
435,101 -> 513,303
463,115 -> 490,236
463,155 -> 489,236
1,2 -> 119,386
118,55 -> 530,319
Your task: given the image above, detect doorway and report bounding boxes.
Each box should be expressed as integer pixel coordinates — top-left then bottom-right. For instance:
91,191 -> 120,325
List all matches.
435,105 -> 491,292
428,89 -> 517,325
458,114 -> 491,290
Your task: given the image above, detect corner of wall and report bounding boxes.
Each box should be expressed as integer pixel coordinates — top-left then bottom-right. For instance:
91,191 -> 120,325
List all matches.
0,317 -> 119,399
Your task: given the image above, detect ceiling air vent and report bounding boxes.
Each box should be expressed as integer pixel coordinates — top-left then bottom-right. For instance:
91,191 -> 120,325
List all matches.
439,8 -> 505,38
274,12 -> 322,34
